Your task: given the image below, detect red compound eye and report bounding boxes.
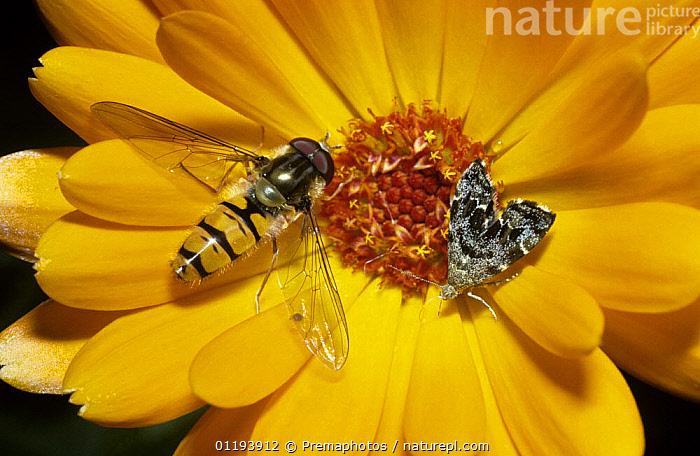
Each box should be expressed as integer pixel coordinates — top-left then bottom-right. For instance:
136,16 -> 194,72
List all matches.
290,137 -> 335,184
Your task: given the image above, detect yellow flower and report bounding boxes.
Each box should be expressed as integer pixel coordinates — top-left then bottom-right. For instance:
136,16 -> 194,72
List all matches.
2,1 -> 700,455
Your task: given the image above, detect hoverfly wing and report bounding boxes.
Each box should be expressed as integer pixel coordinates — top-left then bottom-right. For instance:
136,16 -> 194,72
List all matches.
277,209 -> 349,370
91,102 -> 262,191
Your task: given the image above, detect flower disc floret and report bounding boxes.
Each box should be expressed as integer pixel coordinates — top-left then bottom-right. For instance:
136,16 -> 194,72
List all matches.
320,102 -> 492,292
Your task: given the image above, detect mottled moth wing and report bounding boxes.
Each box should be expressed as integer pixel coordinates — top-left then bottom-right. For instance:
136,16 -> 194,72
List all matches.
449,159 -> 498,240
91,102 -> 260,191
447,159 -> 555,292
496,199 -> 556,254
447,160 -> 499,288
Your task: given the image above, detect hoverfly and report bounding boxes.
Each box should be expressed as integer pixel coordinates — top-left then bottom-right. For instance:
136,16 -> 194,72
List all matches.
91,102 -> 348,370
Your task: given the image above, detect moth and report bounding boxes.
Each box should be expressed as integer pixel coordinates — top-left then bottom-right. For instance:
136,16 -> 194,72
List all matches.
441,158 -> 556,316
394,159 -> 555,318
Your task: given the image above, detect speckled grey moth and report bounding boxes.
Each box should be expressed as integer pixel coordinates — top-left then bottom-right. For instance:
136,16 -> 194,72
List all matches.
440,159 -> 556,318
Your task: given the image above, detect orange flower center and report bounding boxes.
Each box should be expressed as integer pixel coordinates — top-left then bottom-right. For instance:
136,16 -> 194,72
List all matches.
320,102 -> 494,292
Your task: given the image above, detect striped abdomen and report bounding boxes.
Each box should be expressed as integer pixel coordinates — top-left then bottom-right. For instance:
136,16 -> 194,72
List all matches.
173,195 -> 275,282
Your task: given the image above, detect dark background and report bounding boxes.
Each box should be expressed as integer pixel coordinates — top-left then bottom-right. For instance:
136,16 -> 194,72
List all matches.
1,2 -> 698,455
0,3 -> 203,456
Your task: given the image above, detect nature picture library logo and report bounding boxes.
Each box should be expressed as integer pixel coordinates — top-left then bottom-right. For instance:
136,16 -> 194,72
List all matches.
486,0 -> 700,37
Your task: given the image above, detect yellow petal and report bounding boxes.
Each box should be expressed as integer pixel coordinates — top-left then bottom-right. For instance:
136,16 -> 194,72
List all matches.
561,0 -> 699,67
35,0 -> 163,62
30,47 -> 274,147
59,140 -> 213,226
0,148 -> 76,262
461,303 -> 519,454
35,211 -> 274,310
375,0 -> 446,104
649,29 -> 700,108
534,203 -> 700,312
62,276 -> 267,427
157,11 -> 326,139
190,258 -> 366,407
439,0 -> 491,118
374,297 -> 421,442
272,0 -> 398,117
603,300 -> 700,402
154,0 -> 355,128
404,299 -> 486,443
503,104 -> 700,211
252,280 -> 401,444
36,211 -> 188,309
0,300 -> 130,394
491,266 -> 603,358
189,304 -> 308,407
174,403 -> 268,456
470,298 -> 644,455
465,0 -> 588,142
492,51 -> 648,184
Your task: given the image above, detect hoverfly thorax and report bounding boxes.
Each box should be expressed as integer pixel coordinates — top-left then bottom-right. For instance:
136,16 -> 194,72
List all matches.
255,137 -> 335,209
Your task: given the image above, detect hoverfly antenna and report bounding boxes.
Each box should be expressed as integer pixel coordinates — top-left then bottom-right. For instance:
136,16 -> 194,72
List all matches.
320,132 -> 342,150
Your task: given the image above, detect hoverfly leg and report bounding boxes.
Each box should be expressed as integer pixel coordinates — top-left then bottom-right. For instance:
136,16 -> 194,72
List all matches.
245,126 -> 265,181
254,125 -> 265,153
255,236 -> 279,314
215,163 -> 238,193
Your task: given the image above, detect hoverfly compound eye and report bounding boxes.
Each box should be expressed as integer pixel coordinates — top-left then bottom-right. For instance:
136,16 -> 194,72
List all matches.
289,137 -> 335,184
